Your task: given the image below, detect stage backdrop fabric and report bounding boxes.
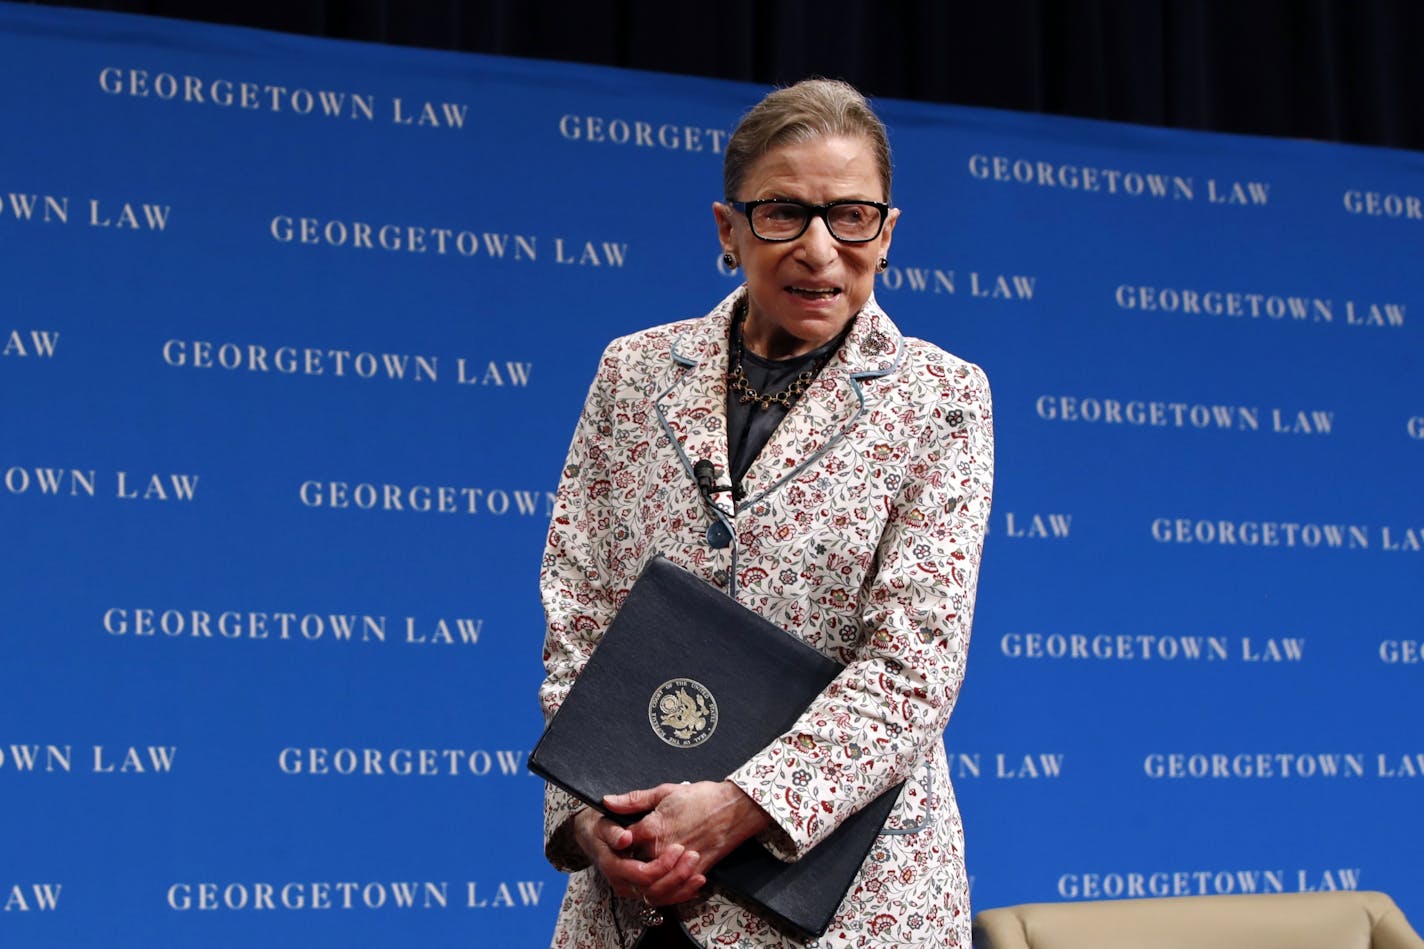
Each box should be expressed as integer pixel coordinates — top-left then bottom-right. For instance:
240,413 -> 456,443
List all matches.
1,4 -> 1420,946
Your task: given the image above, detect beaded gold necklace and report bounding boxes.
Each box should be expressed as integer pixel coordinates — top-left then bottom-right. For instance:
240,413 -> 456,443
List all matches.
726,305 -> 834,412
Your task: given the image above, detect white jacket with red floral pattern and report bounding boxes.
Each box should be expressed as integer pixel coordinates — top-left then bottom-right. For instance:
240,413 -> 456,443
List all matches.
539,287 -> 993,949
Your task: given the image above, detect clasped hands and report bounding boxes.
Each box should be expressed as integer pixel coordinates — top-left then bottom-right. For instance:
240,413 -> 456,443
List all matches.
573,779 -> 772,907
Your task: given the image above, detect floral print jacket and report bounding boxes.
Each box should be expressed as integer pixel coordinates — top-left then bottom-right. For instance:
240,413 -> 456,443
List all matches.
539,287 -> 993,948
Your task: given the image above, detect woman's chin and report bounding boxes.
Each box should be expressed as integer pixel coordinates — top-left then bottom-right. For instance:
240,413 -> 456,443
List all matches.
746,297 -> 854,355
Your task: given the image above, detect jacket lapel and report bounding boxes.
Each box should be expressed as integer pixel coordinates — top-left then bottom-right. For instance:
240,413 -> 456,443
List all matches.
654,290 -> 738,493
656,289 -> 906,508
738,293 -> 905,504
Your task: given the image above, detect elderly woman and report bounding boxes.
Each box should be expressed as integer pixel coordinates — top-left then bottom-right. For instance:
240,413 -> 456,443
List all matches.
538,78 -> 993,949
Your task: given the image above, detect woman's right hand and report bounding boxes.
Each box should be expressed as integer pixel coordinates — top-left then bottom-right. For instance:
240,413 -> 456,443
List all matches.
572,807 -> 706,906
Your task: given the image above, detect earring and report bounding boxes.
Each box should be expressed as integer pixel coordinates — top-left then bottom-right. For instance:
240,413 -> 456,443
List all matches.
876,257 -> 889,273
723,252 -> 738,270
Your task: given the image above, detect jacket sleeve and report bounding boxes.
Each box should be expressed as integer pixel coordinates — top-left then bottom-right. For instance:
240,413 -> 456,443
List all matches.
727,359 -> 994,860
537,343 -> 624,872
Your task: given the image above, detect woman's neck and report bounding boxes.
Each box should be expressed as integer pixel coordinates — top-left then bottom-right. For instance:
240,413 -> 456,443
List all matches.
739,306 -> 835,361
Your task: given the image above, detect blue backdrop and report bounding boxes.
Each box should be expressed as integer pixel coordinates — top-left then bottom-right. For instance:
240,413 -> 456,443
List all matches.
1,3 -> 1420,946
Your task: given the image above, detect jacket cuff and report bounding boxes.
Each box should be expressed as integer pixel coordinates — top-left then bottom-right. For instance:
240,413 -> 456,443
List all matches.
544,785 -> 593,872
727,775 -> 801,862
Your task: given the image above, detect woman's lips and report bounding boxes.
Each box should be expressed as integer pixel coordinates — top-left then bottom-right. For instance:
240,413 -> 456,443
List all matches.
787,286 -> 841,299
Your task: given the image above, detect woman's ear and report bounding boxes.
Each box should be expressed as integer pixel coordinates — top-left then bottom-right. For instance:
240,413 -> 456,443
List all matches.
878,206 -> 900,257
712,200 -> 736,250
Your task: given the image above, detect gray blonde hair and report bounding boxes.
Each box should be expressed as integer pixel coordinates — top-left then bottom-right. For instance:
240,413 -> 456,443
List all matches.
723,78 -> 893,203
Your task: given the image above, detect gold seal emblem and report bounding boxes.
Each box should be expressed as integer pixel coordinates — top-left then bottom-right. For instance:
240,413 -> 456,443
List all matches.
648,678 -> 718,748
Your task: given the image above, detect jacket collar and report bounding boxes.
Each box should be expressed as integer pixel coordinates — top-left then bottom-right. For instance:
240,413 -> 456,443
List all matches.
669,286 -> 904,378
657,287 -> 904,507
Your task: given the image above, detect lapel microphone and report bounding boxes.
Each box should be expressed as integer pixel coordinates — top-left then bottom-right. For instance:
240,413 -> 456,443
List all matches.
693,460 -> 735,548
693,459 -> 721,498
694,460 -> 737,499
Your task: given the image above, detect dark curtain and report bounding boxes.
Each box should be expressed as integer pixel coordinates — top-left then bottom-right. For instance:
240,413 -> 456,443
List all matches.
27,0 -> 1424,153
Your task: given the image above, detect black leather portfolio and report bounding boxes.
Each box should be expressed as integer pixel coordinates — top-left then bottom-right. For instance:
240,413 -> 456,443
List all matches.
529,555 -> 902,939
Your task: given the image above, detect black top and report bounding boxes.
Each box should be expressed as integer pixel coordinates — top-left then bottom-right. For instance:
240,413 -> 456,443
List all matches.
726,319 -> 846,493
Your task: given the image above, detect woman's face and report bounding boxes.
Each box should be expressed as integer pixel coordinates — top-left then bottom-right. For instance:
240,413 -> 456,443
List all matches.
715,134 -> 898,359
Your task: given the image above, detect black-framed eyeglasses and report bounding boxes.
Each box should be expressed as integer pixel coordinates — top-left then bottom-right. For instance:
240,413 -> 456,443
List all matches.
727,198 -> 890,243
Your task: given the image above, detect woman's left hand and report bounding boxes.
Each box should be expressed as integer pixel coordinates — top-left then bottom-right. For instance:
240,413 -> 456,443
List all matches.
604,780 -> 772,898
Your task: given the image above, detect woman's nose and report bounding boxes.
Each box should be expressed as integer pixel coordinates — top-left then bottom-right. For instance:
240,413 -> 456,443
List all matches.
795,215 -> 838,266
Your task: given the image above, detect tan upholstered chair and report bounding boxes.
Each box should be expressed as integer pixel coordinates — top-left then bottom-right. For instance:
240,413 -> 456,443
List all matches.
972,891 -> 1424,949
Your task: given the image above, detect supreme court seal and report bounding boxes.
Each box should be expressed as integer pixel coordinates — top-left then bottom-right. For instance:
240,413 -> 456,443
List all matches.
648,678 -> 718,747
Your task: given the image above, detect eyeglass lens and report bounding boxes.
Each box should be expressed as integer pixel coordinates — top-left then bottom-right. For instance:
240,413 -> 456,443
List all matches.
751,202 -> 882,241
